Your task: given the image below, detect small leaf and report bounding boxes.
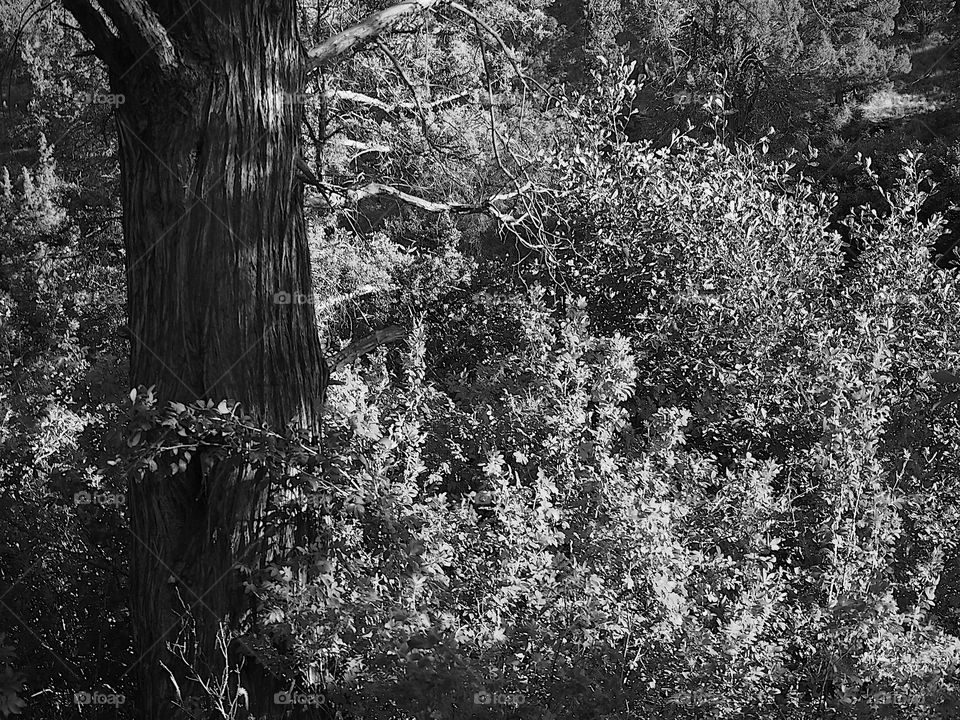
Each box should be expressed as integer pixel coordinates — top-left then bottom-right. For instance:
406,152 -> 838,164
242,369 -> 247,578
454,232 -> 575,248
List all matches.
129,388 -> 137,403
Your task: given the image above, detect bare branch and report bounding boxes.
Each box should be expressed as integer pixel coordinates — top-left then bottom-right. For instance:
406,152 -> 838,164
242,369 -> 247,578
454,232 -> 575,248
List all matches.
329,138 -> 393,156
328,325 -> 407,372
375,38 -> 433,142
307,181 -> 532,224
61,0 -> 123,72
327,89 -> 393,112
324,89 -> 472,114
296,155 -> 323,187
95,0 -> 178,71
420,91 -> 473,111
306,0 -> 447,71
476,20 -> 520,190
445,1 -> 526,88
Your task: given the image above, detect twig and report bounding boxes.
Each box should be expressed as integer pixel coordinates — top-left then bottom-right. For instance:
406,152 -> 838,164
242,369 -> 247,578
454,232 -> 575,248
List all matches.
375,38 -> 433,144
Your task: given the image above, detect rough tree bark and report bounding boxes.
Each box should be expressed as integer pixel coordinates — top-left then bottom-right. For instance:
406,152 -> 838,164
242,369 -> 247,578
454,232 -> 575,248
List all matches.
58,0 -> 467,716
55,0 -> 420,717
87,2 -> 322,717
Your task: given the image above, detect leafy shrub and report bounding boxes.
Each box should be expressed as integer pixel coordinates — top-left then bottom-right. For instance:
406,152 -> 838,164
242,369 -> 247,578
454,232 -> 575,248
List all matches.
223,63 -> 960,719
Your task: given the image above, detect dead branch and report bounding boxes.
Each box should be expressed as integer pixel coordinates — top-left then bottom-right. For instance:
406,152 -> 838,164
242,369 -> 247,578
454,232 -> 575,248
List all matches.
307,180 -> 532,223
327,325 -> 407,372
374,37 -> 434,144
325,89 -> 472,114
296,155 -> 323,187
445,2 -> 526,88
329,138 -> 393,158
306,0 -> 448,71
326,89 -> 393,112
315,284 -> 383,314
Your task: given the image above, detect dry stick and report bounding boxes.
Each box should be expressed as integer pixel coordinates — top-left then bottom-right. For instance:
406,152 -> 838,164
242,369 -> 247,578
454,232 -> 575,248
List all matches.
470,25 -> 560,254
325,88 -> 471,114
296,155 -> 324,187
375,38 -> 475,163
315,1 -> 552,213
307,180 -> 530,225
310,3 -> 562,250
473,17 -> 526,224
306,0 -> 448,70
467,16 -> 548,235
327,88 -> 394,112
478,31 -> 512,179
445,1 -> 526,90
374,38 -> 434,147
330,138 -> 394,162
327,325 -> 408,372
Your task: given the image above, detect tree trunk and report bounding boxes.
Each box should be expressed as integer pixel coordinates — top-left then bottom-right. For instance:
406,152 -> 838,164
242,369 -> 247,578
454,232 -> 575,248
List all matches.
60,0 -> 440,714
107,2 -> 325,717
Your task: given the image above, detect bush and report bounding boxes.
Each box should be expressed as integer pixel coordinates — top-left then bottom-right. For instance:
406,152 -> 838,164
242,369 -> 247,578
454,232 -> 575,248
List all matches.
229,64 -> 960,719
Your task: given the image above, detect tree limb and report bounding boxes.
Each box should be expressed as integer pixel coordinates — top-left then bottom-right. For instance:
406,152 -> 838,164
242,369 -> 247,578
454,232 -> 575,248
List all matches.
374,37 -> 438,147
327,326 -> 407,372
307,181 -> 532,224
327,89 -> 393,111
296,155 -> 323,187
328,138 -> 393,159
94,0 -> 178,71
60,0 -> 124,72
445,1 -> 526,88
325,89 -> 472,114
306,0 -> 448,71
